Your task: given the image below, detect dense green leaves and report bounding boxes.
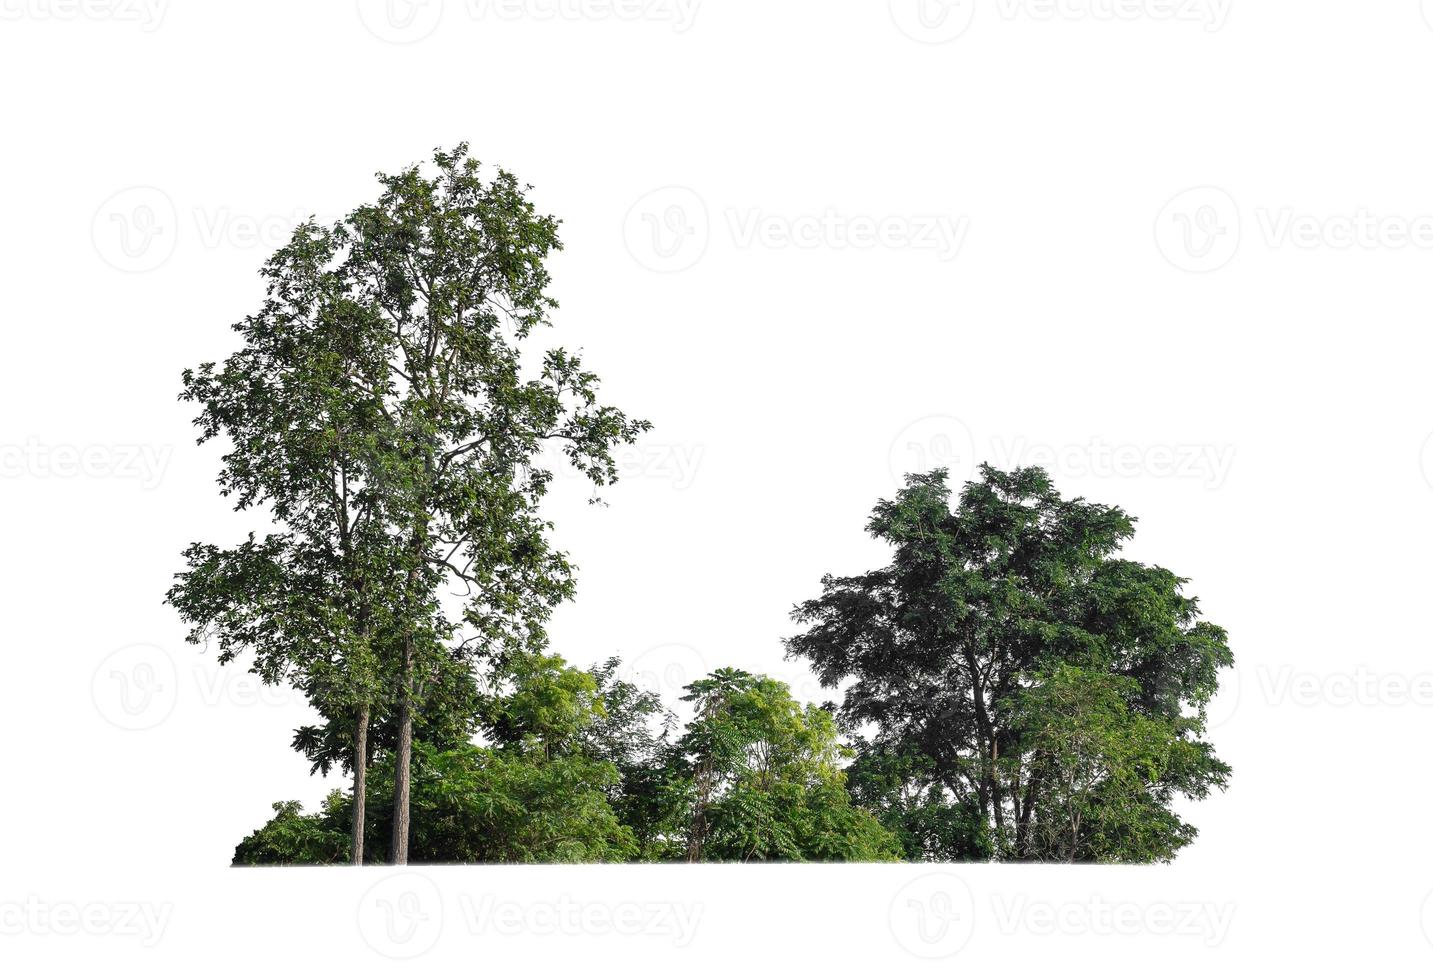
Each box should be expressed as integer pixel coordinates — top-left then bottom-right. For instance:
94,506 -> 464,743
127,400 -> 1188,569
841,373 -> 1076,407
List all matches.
786,465 -> 1232,863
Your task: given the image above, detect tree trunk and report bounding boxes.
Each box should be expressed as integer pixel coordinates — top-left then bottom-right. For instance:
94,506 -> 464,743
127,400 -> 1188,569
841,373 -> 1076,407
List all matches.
351,703 -> 370,865
390,639 -> 413,865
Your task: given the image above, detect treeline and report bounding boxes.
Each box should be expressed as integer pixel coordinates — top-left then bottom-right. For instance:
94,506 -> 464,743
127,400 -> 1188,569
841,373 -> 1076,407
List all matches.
170,146 -> 1231,866
234,659 -> 902,864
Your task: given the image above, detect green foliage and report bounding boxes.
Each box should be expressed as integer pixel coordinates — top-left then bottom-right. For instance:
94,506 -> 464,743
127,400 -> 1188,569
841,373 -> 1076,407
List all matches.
233,659 -> 897,865
669,669 -> 902,862
233,796 -> 351,867
786,465 -> 1233,863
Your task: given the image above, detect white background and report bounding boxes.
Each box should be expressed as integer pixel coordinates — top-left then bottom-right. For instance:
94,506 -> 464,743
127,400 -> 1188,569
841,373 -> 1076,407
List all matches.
3,0 -> 1433,974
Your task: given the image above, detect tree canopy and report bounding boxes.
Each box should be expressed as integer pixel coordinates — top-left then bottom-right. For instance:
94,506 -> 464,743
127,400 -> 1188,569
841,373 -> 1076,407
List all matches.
786,465 -> 1232,863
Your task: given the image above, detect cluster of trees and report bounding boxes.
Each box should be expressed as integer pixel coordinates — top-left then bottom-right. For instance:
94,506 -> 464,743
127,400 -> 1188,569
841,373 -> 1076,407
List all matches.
169,146 -> 1232,866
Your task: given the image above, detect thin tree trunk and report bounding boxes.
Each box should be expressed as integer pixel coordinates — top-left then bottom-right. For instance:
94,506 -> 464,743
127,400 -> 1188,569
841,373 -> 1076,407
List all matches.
391,638 -> 414,865
351,703 -> 370,865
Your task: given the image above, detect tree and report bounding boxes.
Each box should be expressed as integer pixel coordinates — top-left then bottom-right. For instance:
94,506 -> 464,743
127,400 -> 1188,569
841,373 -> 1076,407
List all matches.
171,144 -> 649,865
786,465 -> 1232,862
233,651 -> 644,865
666,669 -> 902,862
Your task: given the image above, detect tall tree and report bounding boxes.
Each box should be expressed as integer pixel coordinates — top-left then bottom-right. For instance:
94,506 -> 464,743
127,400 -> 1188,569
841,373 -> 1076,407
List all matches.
786,465 -> 1232,862
170,145 -> 649,864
